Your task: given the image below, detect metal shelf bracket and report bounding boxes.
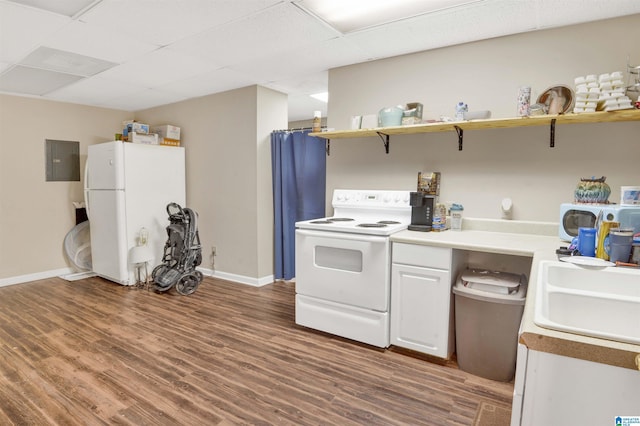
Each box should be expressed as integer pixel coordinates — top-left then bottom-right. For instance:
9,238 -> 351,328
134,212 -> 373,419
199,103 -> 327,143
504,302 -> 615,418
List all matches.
454,125 -> 464,151
550,119 -> 556,148
376,131 -> 390,154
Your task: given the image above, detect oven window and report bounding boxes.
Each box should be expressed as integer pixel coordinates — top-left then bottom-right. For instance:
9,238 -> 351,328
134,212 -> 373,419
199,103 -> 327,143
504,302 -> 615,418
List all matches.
563,209 -> 596,237
315,246 -> 363,272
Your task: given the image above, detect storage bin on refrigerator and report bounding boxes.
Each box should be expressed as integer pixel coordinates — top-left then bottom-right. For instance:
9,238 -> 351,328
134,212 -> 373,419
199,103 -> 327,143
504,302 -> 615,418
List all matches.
453,269 -> 527,382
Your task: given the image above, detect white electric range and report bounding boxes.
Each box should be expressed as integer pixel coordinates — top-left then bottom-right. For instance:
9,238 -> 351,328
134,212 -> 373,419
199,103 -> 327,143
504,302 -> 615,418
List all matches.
295,189 -> 411,347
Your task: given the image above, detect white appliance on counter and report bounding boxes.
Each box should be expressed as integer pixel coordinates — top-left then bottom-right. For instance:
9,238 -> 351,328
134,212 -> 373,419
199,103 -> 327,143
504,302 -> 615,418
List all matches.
295,189 -> 411,348
559,202 -> 640,241
84,141 -> 185,285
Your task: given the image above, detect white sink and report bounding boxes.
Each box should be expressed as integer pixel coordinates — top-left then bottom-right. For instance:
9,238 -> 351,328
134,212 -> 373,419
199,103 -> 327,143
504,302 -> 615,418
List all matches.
534,260 -> 640,345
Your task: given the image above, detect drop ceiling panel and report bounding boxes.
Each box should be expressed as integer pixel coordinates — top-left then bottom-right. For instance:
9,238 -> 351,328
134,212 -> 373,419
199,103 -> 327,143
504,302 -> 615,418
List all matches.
97,47 -> 221,87
44,20 -> 160,63
46,75 -> 149,105
232,36 -> 372,83
97,87 -> 189,112
535,0 -> 640,28
0,2 -> 69,63
167,2 -> 339,67
265,70 -> 328,95
79,0 -> 284,47
20,46 -> 117,76
345,0 -> 539,59
159,67 -> 256,99
0,65 -> 83,95
6,0 -> 98,17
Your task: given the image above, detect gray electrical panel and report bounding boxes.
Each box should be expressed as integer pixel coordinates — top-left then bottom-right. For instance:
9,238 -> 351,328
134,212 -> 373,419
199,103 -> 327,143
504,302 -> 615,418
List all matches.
45,139 -> 80,182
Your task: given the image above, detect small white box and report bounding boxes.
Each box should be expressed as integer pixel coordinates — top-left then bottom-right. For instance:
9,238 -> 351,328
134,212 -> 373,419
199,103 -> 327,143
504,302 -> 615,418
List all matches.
151,125 -> 180,140
129,132 -> 158,145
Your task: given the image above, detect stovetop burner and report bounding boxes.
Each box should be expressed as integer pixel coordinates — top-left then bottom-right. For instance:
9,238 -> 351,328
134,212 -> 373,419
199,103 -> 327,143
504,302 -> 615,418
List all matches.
296,190 -> 412,236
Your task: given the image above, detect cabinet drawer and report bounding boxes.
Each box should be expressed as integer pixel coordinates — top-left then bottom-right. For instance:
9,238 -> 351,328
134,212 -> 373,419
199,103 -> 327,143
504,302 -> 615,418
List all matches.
392,243 -> 451,269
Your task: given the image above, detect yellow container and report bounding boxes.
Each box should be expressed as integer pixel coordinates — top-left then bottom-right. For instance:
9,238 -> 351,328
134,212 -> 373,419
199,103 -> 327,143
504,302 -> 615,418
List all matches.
596,220 -> 619,260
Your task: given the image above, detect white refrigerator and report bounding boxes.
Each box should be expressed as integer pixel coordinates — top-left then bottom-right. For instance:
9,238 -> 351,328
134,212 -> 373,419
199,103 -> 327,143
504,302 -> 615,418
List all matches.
84,141 -> 186,285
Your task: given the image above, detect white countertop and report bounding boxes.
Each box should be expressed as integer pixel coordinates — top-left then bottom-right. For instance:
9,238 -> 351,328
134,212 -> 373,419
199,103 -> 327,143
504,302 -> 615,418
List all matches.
390,218 -> 640,370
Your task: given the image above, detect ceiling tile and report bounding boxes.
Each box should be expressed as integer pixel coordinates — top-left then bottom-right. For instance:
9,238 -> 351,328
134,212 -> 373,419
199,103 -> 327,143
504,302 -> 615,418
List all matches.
231,36 -> 371,83
97,87 -> 189,111
167,2 -> 339,67
20,46 -> 117,76
46,75 -> 149,105
345,0 -> 539,60
159,67 -> 255,99
264,70 -> 328,95
96,47 -> 221,87
6,0 -> 99,17
0,65 -> 83,95
43,20 -> 160,63
79,0 -> 284,46
0,1 -> 70,63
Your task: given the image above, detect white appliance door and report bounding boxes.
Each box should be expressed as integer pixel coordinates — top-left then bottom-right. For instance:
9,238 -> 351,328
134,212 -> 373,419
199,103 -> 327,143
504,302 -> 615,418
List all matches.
87,189 -> 129,284
122,144 -> 186,271
295,229 -> 390,311
87,141 -> 125,190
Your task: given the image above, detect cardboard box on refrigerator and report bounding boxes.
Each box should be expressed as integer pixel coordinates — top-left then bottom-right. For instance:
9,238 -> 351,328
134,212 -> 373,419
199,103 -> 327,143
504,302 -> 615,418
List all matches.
123,121 -> 149,135
129,132 -> 158,145
151,125 -> 180,140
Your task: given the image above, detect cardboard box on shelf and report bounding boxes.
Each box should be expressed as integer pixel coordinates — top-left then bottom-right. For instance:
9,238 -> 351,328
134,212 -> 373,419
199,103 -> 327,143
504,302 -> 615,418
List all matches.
123,121 -> 149,136
151,125 -> 180,140
129,132 -> 158,145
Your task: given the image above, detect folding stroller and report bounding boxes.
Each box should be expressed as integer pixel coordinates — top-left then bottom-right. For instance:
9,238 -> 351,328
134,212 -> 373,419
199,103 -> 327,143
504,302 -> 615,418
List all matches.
152,203 -> 203,295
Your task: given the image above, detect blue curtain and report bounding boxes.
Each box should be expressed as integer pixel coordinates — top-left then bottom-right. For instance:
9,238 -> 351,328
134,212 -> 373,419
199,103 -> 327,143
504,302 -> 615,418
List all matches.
271,130 -> 326,280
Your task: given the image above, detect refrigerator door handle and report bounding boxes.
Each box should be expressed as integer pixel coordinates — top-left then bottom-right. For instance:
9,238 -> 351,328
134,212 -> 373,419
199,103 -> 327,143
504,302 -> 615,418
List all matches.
84,160 -> 90,219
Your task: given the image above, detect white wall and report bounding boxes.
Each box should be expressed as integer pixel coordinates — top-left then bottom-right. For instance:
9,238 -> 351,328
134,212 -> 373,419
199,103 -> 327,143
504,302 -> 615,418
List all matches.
0,86 -> 286,284
135,86 -> 287,283
0,95 -> 130,279
326,15 -> 640,221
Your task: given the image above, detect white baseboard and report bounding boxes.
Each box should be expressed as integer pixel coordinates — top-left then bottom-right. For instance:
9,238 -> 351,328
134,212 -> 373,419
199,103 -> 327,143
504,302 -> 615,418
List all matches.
0,267 -> 73,288
197,267 -> 274,287
1,267 -> 274,289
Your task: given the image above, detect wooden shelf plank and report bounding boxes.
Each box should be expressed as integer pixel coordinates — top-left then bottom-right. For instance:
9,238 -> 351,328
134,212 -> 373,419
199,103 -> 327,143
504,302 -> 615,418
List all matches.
310,109 -> 640,140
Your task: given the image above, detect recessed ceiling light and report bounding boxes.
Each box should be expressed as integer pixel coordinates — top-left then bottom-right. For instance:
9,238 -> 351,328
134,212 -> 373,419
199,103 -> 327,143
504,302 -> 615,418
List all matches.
310,92 -> 328,102
297,0 -> 481,33
6,0 -> 101,17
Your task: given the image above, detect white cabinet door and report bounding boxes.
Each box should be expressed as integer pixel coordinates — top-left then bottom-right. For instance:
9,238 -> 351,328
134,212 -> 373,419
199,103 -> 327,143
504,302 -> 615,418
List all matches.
390,263 -> 453,358
519,349 -> 640,425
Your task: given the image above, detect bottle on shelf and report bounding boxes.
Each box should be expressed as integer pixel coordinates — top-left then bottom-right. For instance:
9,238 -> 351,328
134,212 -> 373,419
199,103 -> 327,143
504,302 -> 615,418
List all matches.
312,111 -> 322,133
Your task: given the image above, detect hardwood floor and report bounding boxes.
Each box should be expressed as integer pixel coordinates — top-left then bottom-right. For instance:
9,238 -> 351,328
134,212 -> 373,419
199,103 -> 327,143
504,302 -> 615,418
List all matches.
0,276 -> 513,425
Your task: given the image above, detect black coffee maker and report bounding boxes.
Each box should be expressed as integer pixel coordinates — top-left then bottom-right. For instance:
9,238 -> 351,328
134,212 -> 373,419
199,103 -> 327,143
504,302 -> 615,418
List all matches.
408,192 -> 435,232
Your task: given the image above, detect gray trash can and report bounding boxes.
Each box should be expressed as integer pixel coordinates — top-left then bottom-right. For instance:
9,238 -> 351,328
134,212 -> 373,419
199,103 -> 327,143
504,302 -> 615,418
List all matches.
453,269 -> 527,382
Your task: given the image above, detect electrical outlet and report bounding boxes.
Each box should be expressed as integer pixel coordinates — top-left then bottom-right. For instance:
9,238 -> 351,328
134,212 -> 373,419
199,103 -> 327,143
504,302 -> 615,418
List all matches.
211,246 -> 216,257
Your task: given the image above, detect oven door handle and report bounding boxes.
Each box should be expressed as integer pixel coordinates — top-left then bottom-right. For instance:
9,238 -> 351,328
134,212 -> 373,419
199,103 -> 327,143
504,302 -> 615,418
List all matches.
295,228 -> 389,243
